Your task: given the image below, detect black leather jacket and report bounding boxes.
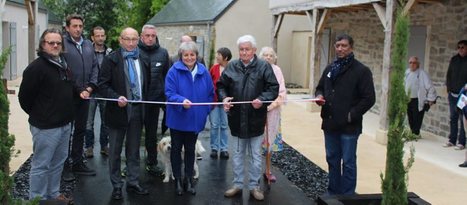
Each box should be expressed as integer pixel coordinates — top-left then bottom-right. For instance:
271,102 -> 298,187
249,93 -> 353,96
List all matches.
217,55 -> 279,138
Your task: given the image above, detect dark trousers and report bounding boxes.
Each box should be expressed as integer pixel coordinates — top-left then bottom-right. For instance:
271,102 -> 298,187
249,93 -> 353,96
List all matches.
108,104 -> 143,188
170,129 -> 198,178
448,94 -> 466,145
144,104 -> 161,165
85,98 -> 109,149
70,99 -> 90,164
407,98 -> 425,135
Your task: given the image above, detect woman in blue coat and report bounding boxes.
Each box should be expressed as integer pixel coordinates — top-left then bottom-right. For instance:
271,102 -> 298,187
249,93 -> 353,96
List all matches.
165,41 -> 214,195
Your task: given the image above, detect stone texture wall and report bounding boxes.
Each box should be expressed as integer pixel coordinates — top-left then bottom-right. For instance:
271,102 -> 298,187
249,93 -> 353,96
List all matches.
320,0 -> 466,137
152,24 -> 214,64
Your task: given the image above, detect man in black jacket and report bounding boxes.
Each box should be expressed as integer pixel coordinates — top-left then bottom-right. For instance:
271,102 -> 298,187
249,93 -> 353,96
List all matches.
19,28 -> 74,203
138,24 -> 170,175
62,14 -> 98,180
99,27 -> 149,200
444,40 -> 467,150
218,35 -> 279,201
315,34 -> 375,195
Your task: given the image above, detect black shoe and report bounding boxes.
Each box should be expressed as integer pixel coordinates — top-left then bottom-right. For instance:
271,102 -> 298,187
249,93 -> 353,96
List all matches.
126,184 -> 149,195
459,162 -> 467,168
175,178 -> 183,196
220,151 -> 229,159
72,162 -> 96,176
184,177 -> 196,195
62,167 -> 76,182
112,188 -> 123,200
146,163 -> 162,176
210,150 -> 218,159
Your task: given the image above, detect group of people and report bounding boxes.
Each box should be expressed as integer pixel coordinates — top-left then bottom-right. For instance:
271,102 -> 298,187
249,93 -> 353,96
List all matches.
18,13 -> 288,202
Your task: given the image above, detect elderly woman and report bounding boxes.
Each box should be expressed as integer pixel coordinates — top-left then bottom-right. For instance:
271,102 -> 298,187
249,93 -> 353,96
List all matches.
165,41 -> 214,195
404,56 -> 437,136
259,47 -> 287,181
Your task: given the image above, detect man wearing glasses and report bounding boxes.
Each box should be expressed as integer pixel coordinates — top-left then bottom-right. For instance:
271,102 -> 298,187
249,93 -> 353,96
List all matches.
62,14 -> 99,181
19,28 -> 74,203
98,27 -> 149,200
444,40 -> 467,150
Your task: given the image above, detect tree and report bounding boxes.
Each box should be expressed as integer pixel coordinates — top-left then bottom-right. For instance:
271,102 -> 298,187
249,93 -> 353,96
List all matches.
380,1 -> 415,204
42,0 -> 170,49
0,47 -> 14,205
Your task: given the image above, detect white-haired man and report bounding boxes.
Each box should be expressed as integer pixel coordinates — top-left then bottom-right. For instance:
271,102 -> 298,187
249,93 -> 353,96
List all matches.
217,35 -> 279,201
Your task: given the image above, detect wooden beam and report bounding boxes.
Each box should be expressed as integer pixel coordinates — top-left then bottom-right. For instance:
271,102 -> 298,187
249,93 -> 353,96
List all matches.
273,14 -> 284,38
25,0 -> 36,25
373,3 -> 387,30
317,9 -> 330,34
378,0 -> 395,138
402,0 -> 417,16
308,8 -> 318,94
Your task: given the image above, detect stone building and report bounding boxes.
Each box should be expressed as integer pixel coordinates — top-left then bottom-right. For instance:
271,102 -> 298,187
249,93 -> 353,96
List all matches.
269,0 -> 466,141
146,0 -> 276,67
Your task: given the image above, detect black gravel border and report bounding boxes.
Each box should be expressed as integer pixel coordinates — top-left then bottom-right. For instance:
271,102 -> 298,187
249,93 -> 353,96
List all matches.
12,142 -> 328,201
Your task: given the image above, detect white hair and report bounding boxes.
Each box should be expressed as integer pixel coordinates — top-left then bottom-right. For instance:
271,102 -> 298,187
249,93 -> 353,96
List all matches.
237,35 -> 257,48
141,24 -> 156,33
259,47 -> 277,59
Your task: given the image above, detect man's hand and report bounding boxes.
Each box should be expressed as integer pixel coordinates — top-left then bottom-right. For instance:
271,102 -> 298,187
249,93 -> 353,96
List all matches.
118,96 -> 128,107
183,99 -> 192,109
252,99 -> 262,109
223,97 -> 234,111
315,95 -> 325,106
80,90 -> 90,99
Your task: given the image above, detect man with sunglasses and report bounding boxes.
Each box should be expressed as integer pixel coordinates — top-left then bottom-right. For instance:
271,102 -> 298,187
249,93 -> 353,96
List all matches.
19,28 -> 74,203
444,40 -> 467,150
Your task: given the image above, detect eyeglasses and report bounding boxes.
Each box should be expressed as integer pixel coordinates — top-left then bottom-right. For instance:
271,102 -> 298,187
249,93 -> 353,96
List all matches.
121,37 -> 139,42
409,61 -> 417,64
45,41 -> 62,46
458,46 -> 465,49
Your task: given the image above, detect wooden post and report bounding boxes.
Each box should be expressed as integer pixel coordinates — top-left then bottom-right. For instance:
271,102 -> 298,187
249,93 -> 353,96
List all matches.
376,0 -> 395,144
25,0 -> 36,64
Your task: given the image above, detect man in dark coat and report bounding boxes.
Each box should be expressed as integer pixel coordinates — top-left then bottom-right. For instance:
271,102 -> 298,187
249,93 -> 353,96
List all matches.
62,14 -> 98,181
218,35 -> 279,201
444,40 -> 467,150
138,24 -> 170,175
315,34 -> 376,195
98,27 -> 149,200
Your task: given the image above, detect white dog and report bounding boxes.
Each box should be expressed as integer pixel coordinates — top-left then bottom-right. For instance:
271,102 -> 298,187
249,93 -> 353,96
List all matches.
157,136 -> 206,183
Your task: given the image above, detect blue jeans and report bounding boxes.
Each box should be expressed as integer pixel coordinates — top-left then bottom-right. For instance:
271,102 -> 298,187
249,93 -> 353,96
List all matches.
209,105 -> 229,151
85,97 -> 109,149
232,135 -> 263,190
324,131 -> 359,195
29,123 -> 71,200
448,93 -> 465,146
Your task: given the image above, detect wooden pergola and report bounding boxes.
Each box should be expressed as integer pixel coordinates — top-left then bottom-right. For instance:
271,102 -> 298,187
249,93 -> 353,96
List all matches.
270,0 -> 442,143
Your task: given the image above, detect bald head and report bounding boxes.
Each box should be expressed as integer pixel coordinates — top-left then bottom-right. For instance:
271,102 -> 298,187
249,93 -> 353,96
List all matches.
119,27 -> 139,51
180,35 -> 193,43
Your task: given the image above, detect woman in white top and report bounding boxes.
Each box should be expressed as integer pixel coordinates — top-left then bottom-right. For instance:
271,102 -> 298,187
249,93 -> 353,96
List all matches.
404,56 -> 437,136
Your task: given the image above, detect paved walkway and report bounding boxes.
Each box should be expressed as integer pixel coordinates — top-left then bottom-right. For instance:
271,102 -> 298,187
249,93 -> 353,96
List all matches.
7,78 -> 467,204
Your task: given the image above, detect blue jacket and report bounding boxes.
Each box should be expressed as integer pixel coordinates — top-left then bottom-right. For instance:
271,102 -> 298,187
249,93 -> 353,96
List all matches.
165,60 -> 214,133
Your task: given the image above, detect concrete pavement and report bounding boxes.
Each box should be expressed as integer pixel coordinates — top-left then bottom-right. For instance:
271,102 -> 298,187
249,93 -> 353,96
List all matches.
7,78 -> 467,204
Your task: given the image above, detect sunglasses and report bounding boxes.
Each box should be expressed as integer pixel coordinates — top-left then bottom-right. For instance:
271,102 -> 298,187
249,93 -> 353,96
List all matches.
45,41 -> 62,46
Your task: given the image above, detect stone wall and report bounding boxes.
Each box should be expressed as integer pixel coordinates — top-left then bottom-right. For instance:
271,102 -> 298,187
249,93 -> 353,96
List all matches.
321,0 -> 466,137
153,24 -> 214,64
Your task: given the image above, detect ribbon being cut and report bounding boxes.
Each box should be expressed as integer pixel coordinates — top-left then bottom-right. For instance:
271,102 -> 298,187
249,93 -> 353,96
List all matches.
89,97 -> 325,106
